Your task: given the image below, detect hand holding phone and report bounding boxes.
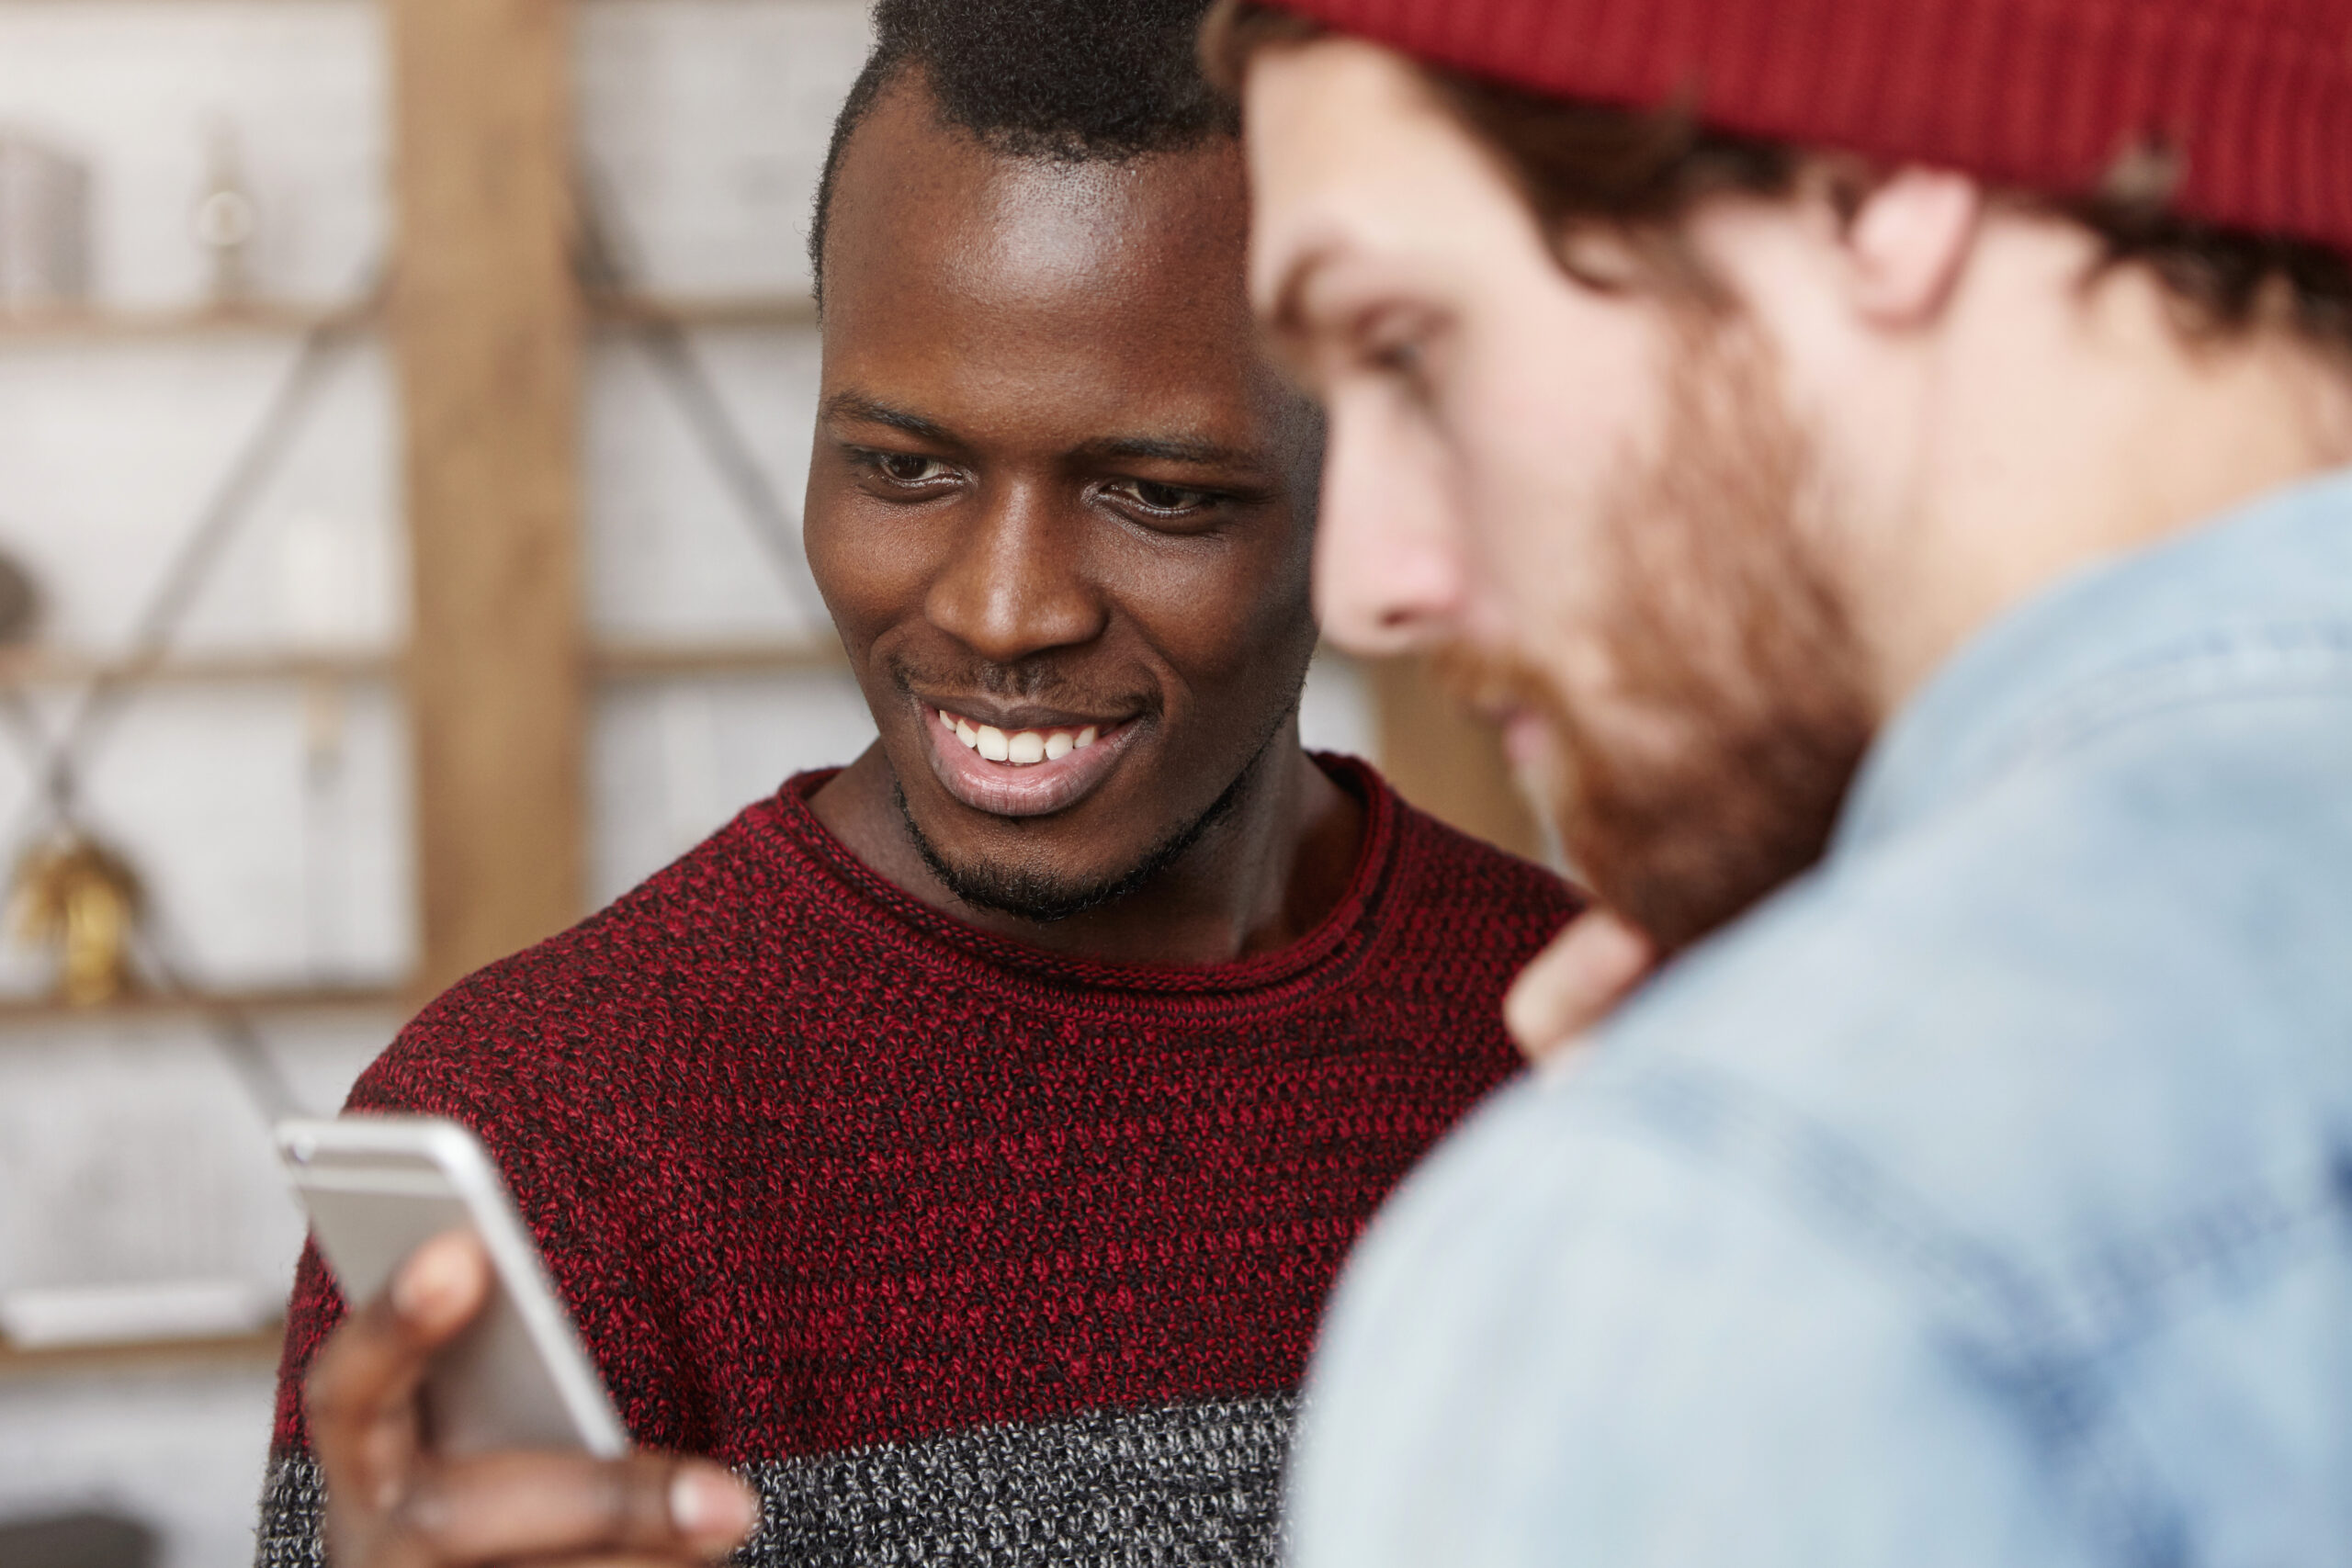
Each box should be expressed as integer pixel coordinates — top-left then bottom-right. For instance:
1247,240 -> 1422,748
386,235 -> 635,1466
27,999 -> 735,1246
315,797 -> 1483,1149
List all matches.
279,1117 -> 758,1568
277,1115 -> 628,1458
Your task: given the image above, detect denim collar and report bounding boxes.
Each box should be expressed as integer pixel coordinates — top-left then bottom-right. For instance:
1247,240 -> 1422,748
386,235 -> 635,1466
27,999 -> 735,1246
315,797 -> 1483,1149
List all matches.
1832,464 -> 2352,863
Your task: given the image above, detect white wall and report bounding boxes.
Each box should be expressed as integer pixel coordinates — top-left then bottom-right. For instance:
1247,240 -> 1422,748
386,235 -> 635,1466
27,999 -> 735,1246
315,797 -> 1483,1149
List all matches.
0,1362 -> 285,1568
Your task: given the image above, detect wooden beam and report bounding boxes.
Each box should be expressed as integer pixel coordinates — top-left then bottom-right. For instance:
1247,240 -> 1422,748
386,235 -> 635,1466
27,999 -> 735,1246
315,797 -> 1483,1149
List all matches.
588,291 -> 819,332
588,637 -> 846,681
1365,655 -> 1550,865
0,984 -> 402,1031
0,300 -> 370,344
390,0 -> 583,996
0,1325 -> 283,1382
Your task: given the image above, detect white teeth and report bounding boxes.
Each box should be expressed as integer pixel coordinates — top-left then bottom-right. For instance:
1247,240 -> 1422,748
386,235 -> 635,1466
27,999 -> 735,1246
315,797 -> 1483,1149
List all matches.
942,708 -> 1108,768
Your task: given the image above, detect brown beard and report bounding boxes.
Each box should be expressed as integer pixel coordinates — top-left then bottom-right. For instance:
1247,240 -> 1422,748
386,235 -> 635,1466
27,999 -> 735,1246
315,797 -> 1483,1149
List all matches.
1445,323 -> 1874,953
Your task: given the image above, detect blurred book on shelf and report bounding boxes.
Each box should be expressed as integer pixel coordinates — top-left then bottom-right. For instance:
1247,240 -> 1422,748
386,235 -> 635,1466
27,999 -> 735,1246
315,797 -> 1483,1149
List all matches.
0,127 -> 88,311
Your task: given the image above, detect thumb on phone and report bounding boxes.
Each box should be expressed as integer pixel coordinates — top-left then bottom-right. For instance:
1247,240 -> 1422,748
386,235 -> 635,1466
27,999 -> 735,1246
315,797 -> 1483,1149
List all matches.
306,1229 -> 489,1510
392,1230 -> 490,1337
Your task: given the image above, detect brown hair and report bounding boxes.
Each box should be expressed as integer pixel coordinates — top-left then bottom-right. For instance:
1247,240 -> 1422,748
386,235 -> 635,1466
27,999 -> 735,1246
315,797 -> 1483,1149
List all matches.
1202,0 -> 2352,355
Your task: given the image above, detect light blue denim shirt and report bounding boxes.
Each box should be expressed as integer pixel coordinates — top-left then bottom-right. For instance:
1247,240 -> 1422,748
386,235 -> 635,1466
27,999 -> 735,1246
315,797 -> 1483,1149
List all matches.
1289,468 -> 2352,1568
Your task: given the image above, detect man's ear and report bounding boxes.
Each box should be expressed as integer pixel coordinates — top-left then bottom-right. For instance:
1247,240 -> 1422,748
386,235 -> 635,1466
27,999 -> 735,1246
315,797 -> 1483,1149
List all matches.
1845,168 -> 1984,327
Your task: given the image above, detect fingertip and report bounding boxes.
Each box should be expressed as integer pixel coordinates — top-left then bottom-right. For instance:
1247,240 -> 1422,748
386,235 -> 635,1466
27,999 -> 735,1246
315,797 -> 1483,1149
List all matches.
670,1463 -> 759,1550
1505,907 -> 1659,1061
1504,922 -> 1581,1036
1586,908 -> 1659,975
1500,974 -> 1562,1058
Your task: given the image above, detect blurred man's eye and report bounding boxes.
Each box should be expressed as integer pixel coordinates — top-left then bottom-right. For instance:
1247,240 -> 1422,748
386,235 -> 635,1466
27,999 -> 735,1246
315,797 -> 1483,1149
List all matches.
1355,307 -> 1438,389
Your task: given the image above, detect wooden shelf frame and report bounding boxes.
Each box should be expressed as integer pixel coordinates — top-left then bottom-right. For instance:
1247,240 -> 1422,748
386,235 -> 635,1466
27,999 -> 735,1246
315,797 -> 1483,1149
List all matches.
0,637 -> 842,691
0,292 -> 815,345
0,301 -> 372,344
0,1324 -> 283,1382
0,648 -> 397,688
587,637 -> 842,679
0,982 -> 405,1027
0,0 -> 834,1410
588,290 -> 818,332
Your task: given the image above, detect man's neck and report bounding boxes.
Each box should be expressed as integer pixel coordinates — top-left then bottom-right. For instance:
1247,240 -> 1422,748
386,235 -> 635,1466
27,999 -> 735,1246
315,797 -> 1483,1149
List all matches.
808,739 -> 1364,968
1856,248 -> 2352,716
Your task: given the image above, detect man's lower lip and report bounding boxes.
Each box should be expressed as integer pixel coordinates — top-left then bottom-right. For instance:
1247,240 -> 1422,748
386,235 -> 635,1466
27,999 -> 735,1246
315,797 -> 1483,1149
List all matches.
921,705 -> 1138,818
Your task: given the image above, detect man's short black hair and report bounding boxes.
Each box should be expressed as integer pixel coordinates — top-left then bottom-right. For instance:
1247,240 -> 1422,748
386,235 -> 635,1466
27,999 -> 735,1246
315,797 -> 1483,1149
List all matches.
808,0 -> 1233,299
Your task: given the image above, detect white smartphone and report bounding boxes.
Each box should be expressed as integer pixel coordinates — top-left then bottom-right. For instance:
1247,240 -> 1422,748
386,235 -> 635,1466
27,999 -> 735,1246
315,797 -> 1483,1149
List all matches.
275,1115 -> 629,1458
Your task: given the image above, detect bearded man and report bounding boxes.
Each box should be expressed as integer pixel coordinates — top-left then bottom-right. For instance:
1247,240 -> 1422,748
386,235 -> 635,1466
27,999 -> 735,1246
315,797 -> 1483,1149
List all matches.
250,3 -> 1576,1565
1215,0 -> 2352,1562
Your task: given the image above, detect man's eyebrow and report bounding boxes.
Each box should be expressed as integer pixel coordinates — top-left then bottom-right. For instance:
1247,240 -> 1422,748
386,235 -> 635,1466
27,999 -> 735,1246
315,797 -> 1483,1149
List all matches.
1076,433 -> 1266,469
820,392 -> 959,446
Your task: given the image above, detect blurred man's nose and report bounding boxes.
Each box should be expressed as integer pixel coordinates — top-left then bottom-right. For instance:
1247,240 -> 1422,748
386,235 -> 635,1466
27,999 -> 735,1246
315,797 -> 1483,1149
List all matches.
1312,407 -> 1467,657
924,484 -> 1108,664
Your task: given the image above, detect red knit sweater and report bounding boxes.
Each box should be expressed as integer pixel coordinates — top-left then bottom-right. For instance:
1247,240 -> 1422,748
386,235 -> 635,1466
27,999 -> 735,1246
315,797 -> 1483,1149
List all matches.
255,757 -> 1577,1566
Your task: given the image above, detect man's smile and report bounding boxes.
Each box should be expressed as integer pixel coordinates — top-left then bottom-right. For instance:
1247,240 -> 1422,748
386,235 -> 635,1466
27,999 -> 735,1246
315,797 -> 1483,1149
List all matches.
921,700 -> 1144,818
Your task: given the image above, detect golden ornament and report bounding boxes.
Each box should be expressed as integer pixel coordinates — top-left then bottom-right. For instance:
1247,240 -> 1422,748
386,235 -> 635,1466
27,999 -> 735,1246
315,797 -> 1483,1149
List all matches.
9,829 -> 143,1006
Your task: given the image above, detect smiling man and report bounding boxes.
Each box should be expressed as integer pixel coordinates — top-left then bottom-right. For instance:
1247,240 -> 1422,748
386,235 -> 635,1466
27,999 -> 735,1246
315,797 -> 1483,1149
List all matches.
251,3 -> 1575,1566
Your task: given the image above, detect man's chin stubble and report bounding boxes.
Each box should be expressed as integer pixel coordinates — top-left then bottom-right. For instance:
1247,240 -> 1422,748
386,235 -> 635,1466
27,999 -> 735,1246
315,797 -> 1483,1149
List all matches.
890,716 -> 1282,926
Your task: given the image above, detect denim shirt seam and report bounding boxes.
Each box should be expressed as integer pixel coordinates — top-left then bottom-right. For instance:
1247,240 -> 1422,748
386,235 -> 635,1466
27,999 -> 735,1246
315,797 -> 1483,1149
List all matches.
1954,620 -> 2352,818
1841,617 -> 2352,858
2054,1158 -> 2351,1348
1605,1055 -> 2062,1343
1605,1053 -> 2352,1565
1604,1055 -> 2197,1562
1605,1054 -> 2352,1347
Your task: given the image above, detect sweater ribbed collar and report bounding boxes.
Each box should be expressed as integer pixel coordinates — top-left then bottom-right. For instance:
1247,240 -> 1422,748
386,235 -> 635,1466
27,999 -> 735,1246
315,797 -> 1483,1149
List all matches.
747,753 -> 1405,1007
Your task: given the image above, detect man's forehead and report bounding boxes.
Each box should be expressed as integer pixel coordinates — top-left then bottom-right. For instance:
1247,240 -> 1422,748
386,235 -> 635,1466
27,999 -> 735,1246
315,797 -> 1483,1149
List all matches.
820,76 -> 1280,457
825,73 -> 1250,309
1243,39 -> 1524,321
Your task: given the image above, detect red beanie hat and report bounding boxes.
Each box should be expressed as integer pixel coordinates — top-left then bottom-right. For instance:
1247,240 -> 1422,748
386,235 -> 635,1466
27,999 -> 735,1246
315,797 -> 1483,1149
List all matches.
1255,0 -> 2352,256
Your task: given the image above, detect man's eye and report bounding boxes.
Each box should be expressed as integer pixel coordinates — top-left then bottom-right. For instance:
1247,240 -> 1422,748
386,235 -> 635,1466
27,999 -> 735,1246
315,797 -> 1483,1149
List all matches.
1117,479 -> 1218,514
871,452 -> 954,486
1362,324 -> 1429,380
1354,306 -> 1442,387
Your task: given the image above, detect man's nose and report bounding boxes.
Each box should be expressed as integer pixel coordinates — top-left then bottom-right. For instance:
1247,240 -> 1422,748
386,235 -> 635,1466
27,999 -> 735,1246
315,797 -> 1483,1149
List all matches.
924,484 -> 1108,662
1312,405 -> 1468,656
